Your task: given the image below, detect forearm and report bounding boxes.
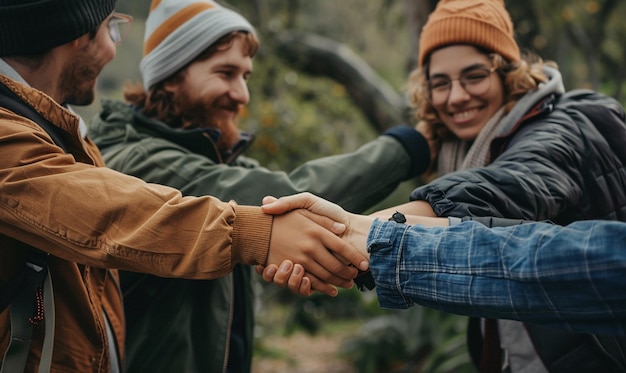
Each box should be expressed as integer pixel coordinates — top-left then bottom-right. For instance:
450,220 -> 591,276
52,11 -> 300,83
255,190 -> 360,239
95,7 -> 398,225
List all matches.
287,136 -> 415,212
0,157 -> 270,278
111,134 -> 423,213
368,219 -> 626,335
285,127 -> 430,213
371,200 -> 437,220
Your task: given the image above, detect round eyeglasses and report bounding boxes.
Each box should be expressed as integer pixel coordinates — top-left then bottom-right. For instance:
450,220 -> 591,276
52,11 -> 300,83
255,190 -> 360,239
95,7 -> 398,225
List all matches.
428,66 -> 497,106
108,12 -> 133,45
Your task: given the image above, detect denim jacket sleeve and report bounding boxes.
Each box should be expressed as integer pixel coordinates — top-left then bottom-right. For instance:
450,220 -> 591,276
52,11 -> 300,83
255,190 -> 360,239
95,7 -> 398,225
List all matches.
368,219 -> 626,335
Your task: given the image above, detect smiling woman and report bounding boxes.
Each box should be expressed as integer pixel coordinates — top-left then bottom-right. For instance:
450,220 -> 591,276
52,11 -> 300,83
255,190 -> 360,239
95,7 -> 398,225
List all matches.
356,0 -> 626,372
405,4 -> 551,171
426,47 -> 505,141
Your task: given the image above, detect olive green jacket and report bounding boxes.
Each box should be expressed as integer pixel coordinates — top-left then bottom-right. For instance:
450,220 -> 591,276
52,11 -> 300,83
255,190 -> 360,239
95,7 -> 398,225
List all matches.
88,98 -> 429,373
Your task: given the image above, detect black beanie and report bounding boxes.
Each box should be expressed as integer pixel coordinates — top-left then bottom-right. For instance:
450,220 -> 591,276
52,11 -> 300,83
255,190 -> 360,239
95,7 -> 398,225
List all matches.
0,0 -> 117,56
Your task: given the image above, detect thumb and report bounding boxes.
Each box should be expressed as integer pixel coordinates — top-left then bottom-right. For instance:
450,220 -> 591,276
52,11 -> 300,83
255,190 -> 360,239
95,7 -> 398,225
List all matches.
262,192 -> 318,215
262,196 -> 278,205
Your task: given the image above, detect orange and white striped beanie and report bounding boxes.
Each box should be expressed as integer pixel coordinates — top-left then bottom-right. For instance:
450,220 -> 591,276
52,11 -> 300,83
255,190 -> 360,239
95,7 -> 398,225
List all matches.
140,0 -> 255,90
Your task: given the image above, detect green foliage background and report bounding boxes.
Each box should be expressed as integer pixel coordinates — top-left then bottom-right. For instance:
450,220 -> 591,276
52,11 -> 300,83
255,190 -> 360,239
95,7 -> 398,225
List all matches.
82,0 -> 626,215
75,1 -> 626,371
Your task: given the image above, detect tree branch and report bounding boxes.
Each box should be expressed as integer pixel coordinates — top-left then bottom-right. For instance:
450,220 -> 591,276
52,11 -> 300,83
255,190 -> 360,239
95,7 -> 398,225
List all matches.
274,31 -> 409,132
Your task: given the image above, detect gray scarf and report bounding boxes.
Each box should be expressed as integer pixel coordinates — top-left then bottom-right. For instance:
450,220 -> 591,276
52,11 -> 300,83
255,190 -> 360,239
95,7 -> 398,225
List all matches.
438,107 -> 505,174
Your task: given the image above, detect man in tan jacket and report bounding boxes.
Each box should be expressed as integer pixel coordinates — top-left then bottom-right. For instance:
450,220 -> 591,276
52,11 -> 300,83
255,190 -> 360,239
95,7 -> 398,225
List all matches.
0,1 -> 368,372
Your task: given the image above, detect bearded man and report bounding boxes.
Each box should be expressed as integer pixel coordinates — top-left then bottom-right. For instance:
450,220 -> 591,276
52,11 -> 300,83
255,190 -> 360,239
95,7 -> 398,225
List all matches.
88,0 -> 430,372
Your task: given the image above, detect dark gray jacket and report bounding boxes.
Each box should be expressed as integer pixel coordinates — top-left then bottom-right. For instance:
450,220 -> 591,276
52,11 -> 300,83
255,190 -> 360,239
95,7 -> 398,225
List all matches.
413,68 -> 626,372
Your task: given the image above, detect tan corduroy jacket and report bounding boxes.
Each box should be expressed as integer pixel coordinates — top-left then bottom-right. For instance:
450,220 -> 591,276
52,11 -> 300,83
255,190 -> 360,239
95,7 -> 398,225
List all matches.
0,74 -> 272,372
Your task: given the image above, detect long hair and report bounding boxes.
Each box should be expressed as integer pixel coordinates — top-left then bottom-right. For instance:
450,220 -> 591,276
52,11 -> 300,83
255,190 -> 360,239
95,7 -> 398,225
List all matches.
406,49 -> 556,147
124,31 -> 259,128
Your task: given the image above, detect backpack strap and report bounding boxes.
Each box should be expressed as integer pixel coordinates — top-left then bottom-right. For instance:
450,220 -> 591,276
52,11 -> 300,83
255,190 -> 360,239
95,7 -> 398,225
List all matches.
1,260 -> 53,373
0,81 -> 70,152
0,80 -> 67,373
0,243 -> 50,315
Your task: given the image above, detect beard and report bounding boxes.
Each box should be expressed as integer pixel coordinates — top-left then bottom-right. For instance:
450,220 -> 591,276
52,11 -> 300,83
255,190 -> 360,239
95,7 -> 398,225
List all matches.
59,58 -> 100,106
174,93 -> 242,153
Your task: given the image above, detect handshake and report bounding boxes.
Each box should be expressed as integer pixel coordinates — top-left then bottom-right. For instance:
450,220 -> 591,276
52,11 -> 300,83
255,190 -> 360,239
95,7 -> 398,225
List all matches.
256,192 -> 447,296
257,192 -> 377,296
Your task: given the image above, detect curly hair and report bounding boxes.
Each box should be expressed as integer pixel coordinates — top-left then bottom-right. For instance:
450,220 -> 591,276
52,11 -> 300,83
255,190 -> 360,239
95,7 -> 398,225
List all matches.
124,31 -> 259,128
406,49 -> 556,147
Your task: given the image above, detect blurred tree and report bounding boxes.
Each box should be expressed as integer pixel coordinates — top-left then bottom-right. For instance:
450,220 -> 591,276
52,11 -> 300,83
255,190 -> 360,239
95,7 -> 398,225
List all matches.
272,31 -> 408,132
94,0 -> 626,135
404,0 -> 439,73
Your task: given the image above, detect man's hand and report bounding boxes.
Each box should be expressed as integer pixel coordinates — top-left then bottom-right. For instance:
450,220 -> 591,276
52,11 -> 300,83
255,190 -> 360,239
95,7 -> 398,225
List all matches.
263,193 -> 375,255
262,192 -> 351,227
255,260 -> 313,296
262,193 -> 376,296
266,202 -> 368,296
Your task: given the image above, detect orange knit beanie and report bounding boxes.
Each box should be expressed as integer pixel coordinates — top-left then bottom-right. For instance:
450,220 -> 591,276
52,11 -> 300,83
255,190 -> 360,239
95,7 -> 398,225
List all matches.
418,0 -> 520,67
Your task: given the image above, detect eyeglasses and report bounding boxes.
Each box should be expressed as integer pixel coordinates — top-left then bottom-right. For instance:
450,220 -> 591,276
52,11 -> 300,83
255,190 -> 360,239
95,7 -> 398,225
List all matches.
108,12 -> 133,45
428,66 -> 497,106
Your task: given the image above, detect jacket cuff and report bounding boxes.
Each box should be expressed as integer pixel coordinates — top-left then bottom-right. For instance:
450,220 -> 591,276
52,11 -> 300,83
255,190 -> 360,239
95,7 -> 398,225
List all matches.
460,216 -> 529,228
230,205 -> 272,266
383,125 -> 430,176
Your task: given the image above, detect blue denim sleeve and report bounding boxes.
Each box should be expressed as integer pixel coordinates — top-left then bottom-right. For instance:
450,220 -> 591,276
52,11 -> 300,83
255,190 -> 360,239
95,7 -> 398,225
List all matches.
368,219 -> 626,335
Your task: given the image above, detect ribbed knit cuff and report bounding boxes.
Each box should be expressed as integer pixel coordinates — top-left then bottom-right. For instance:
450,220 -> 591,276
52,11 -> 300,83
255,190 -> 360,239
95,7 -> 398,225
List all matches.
230,205 -> 272,266
383,125 -> 430,176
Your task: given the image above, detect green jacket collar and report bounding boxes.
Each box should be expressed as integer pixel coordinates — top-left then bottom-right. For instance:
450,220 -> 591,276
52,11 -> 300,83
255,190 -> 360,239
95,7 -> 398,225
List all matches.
92,99 -> 254,164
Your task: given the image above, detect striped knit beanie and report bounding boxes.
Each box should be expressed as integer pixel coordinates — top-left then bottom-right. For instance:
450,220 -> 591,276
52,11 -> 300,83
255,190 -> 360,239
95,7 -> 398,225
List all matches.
140,0 -> 255,90
418,0 -> 520,67
0,0 -> 116,56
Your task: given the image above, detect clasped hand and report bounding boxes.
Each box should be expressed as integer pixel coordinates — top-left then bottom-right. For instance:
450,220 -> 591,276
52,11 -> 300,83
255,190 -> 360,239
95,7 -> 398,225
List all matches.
261,192 -> 374,296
